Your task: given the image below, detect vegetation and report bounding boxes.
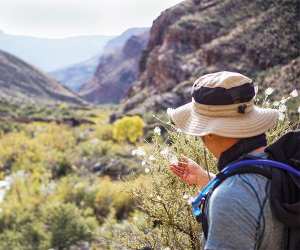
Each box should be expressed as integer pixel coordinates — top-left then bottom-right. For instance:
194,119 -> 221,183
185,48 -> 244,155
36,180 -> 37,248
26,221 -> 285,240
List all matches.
0,89 -> 298,249
0,104 -> 147,249
112,115 -> 145,144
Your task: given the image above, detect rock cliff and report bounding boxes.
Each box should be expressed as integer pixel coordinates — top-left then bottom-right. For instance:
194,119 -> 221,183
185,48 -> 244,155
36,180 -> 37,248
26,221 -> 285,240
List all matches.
79,31 -> 149,104
115,0 -> 300,118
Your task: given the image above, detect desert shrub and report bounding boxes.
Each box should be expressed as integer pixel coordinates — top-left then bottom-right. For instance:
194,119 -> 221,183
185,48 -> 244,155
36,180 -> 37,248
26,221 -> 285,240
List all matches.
112,116 -> 145,144
0,174 -> 99,249
94,177 -> 140,224
78,139 -> 113,158
51,156 -> 74,179
95,124 -> 114,141
0,132 -> 47,174
0,122 -> 21,135
0,123 -> 78,175
44,203 -> 97,250
0,175 -> 50,250
0,106 -> 148,249
53,176 -> 98,211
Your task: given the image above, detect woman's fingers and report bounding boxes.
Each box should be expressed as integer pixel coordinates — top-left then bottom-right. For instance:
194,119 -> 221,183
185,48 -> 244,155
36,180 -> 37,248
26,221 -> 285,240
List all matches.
170,164 -> 184,171
179,154 -> 189,163
170,166 -> 184,177
178,161 -> 188,168
170,163 -> 187,173
180,154 -> 199,167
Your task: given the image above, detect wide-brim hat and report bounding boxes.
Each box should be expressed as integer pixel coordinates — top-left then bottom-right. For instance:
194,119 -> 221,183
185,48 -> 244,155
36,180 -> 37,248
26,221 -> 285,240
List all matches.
167,71 -> 279,138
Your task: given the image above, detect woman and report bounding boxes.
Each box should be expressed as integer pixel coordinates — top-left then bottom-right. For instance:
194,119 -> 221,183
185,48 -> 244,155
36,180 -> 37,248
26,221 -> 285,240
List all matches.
166,71 -> 288,249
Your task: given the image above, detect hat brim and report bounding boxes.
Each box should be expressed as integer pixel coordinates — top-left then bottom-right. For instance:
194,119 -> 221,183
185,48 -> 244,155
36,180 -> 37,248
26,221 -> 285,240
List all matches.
167,102 -> 279,138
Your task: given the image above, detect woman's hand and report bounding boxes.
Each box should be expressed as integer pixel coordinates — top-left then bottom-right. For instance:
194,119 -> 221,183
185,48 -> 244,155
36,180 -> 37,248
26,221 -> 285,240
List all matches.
169,155 -> 214,187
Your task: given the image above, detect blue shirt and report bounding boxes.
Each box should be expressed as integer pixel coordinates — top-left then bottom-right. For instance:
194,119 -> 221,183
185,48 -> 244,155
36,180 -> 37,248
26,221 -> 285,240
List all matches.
204,153 -> 285,250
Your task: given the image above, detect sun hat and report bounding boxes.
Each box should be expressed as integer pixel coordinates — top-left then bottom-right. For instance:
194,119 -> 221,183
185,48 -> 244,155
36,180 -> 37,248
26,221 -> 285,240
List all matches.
167,71 -> 279,138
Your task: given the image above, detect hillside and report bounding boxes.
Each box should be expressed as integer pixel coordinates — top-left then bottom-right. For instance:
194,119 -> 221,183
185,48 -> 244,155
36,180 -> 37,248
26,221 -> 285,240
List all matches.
0,31 -> 112,71
51,28 -> 149,92
79,30 -> 149,104
103,27 -> 149,53
115,0 -> 300,118
50,56 -> 99,92
0,50 -> 84,105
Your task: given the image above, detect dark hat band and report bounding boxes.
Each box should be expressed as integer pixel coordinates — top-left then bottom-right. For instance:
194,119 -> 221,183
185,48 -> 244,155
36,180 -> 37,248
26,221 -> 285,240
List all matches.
192,82 -> 255,105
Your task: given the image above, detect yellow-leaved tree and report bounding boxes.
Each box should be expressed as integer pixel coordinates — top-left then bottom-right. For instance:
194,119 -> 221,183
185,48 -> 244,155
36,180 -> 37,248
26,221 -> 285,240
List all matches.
112,116 -> 144,144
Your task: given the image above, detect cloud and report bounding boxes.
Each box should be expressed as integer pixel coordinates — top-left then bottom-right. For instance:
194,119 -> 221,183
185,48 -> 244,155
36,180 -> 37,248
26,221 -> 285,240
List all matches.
0,0 -> 182,37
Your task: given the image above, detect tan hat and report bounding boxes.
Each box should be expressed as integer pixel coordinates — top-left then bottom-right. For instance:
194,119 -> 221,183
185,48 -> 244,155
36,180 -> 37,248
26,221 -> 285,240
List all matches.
167,71 -> 279,138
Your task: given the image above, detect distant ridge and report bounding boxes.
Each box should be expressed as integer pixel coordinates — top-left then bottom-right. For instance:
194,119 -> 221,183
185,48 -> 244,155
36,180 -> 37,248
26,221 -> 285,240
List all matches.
51,27 -> 149,92
0,31 -> 113,71
0,49 -> 84,105
50,56 -> 100,92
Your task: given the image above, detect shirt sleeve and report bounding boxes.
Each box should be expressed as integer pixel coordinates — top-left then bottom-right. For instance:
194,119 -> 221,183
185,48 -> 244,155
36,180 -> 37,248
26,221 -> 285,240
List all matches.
204,174 -> 267,250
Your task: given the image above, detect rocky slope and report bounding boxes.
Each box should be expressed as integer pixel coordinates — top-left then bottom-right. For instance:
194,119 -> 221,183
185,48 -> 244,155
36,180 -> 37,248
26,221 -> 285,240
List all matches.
115,0 -> 300,118
79,30 -> 149,104
0,50 -> 84,105
52,28 -> 149,92
50,55 -> 99,92
103,28 -> 149,54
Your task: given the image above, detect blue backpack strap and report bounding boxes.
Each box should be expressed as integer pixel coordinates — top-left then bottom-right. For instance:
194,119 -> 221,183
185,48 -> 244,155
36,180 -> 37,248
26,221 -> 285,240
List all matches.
192,159 -> 300,239
222,159 -> 300,177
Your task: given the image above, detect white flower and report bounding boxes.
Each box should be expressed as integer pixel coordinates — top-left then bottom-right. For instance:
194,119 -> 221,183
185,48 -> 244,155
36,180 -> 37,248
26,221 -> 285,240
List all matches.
90,138 -> 100,145
40,181 -> 56,195
278,112 -> 285,121
183,193 -> 189,199
148,155 -> 155,161
289,89 -> 298,98
265,87 -> 274,96
176,128 -> 182,133
279,105 -> 287,113
169,154 -> 178,165
273,101 -> 280,107
141,160 -> 146,166
145,168 -> 150,174
153,126 -> 161,136
160,147 -> 178,164
14,170 -> 26,179
160,147 -> 169,157
280,97 -> 290,104
298,106 -> 300,114
188,196 -> 195,205
131,147 -> 146,157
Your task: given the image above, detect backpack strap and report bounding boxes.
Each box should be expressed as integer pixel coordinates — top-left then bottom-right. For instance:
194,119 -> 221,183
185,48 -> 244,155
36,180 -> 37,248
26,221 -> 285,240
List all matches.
193,159 -> 300,240
200,165 -> 272,239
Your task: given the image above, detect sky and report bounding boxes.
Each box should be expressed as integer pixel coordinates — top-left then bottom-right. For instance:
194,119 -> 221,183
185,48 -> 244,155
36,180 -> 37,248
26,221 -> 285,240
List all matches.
0,0 -> 183,38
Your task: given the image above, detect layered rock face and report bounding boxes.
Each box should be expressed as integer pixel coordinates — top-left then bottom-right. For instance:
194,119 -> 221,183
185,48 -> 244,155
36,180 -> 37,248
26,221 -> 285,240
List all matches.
79,31 -> 149,104
116,0 -> 300,117
0,50 -> 84,105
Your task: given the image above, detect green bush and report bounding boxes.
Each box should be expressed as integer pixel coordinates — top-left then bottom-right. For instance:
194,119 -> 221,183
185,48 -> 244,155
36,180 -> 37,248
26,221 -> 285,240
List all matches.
94,177 -> 138,224
44,203 -> 97,250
